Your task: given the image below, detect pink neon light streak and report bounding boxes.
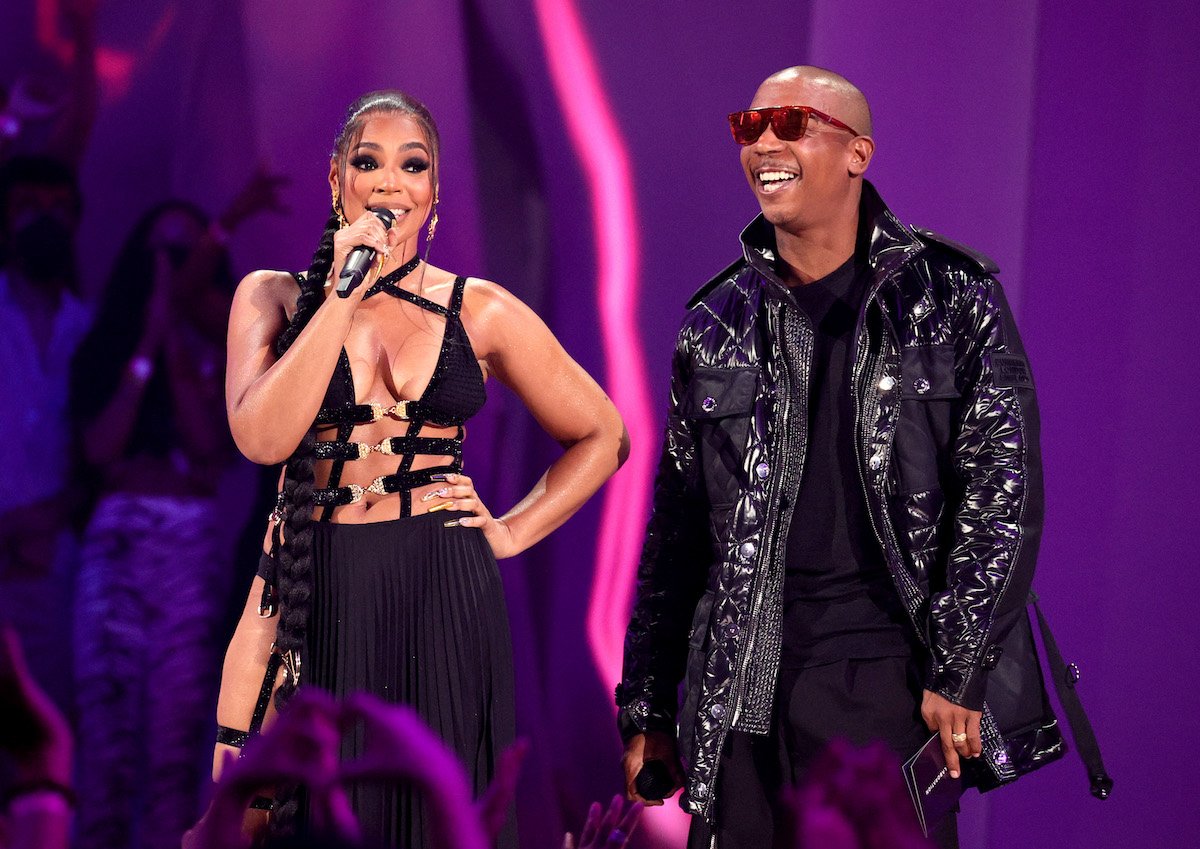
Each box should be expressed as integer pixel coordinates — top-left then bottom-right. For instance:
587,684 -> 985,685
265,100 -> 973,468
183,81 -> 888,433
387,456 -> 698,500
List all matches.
530,0 -> 688,842
528,0 -> 651,686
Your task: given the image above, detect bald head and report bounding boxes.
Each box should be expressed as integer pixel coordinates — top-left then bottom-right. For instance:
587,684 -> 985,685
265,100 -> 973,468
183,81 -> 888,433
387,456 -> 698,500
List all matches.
738,65 -> 875,248
758,66 -> 872,137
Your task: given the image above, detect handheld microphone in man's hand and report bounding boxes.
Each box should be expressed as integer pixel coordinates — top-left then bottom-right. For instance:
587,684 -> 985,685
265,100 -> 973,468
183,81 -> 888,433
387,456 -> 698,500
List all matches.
336,207 -> 394,298
635,759 -> 675,801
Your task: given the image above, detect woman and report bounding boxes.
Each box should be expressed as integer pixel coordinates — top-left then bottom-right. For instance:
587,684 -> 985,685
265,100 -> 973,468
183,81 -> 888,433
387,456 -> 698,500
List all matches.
213,90 -> 627,847
69,200 -> 239,849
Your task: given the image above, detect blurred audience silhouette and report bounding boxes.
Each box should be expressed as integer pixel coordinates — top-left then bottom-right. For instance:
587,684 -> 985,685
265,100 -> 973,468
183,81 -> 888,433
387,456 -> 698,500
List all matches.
67,172 -> 285,849
780,740 -> 933,849
184,688 -> 643,849
0,154 -> 90,718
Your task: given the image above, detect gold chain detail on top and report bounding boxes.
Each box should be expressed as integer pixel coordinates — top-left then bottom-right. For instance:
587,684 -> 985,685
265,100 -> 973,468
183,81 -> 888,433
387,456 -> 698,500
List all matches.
342,476 -> 394,504
368,400 -> 411,422
350,439 -> 408,460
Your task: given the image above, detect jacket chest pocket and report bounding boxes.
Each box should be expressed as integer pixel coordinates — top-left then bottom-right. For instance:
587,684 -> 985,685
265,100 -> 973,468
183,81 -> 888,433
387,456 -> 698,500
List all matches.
682,367 -> 759,509
894,345 -> 959,495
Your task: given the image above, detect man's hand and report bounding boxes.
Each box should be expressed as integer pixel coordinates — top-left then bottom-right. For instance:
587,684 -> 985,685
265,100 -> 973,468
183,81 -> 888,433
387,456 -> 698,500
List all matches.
622,731 -> 684,806
920,689 -> 982,779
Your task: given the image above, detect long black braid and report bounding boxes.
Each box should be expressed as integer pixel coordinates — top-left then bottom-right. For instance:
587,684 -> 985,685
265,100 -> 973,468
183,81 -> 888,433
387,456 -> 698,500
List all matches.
266,211 -> 334,834
271,208 -> 336,712
265,89 -> 440,834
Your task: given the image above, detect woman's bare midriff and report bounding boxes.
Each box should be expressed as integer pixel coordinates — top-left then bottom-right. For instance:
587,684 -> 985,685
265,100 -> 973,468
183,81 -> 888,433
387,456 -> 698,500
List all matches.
311,416 -> 464,523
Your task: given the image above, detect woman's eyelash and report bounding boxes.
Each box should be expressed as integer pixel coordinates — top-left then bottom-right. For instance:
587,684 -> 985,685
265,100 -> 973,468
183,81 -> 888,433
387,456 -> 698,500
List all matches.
349,155 -> 429,173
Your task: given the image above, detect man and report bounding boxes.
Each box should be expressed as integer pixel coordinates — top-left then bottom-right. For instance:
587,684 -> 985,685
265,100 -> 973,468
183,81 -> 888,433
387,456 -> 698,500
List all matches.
0,155 -> 91,714
618,67 -> 1059,848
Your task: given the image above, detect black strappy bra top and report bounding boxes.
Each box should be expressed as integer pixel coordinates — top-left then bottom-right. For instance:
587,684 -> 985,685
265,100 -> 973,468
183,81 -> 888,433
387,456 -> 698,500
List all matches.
309,269 -> 486,519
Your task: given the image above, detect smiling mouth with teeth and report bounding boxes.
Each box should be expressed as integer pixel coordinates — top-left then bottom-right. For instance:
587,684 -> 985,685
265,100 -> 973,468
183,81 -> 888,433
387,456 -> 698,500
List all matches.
367,207 -> 411,226
757,170 -> 798,194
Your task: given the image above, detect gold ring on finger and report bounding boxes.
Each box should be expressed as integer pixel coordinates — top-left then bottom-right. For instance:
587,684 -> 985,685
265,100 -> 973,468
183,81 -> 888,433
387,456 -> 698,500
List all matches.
951,732 -> 968,743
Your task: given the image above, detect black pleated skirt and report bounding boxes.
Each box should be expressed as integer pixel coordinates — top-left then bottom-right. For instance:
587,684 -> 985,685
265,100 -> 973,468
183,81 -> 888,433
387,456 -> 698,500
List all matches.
307,511 -> 515,848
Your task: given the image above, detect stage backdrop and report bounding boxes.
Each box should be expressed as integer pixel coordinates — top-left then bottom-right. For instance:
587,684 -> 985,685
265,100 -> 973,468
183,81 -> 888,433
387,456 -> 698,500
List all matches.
3,1 -> 1197,846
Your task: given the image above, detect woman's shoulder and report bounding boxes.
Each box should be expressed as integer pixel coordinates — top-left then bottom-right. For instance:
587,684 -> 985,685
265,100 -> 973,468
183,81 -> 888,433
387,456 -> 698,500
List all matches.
415,266 -> 519,321
235,268 -> 302,297
458,275 -> 529,321
231,269 -> 304,314
454,274 -> 553,360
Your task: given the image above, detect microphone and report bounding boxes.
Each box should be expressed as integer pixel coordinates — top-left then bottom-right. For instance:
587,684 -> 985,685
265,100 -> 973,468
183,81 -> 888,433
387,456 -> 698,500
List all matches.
634,759 -> 676,801
336,207 -> 395,298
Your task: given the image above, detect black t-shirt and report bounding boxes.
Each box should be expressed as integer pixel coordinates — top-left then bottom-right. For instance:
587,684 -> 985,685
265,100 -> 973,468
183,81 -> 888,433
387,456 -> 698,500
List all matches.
780,254 -> 912,668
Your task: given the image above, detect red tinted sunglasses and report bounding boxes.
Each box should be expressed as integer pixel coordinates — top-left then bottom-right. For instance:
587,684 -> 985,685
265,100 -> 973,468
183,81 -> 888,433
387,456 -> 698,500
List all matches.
728,106 -> 861,145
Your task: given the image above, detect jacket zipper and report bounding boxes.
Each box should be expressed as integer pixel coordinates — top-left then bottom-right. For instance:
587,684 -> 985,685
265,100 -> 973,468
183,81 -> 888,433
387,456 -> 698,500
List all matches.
729,300 -> 811,727
852,292 -> 924,618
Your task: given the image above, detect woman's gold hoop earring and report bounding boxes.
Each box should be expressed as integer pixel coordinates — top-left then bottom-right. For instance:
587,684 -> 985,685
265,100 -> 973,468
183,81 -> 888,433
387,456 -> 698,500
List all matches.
332,187 -> 347,228
424,191 -> 439,243
426,202 -> 439,244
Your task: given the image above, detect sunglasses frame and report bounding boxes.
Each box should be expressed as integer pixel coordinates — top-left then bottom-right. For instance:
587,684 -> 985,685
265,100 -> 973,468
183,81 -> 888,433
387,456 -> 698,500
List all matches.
727,106 -> 861,145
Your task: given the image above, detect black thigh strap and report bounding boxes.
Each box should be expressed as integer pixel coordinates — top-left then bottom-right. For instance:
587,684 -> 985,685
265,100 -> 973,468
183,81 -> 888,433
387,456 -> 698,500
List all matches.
251,650 -> 284,734
213,649 -> 284,749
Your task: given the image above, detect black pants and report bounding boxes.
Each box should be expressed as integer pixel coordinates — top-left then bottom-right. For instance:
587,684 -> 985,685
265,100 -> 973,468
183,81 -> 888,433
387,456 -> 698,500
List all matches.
687,656 -> 959,849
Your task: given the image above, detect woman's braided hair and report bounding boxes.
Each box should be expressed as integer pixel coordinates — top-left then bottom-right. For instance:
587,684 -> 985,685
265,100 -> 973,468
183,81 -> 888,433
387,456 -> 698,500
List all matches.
268,90 -> 439,831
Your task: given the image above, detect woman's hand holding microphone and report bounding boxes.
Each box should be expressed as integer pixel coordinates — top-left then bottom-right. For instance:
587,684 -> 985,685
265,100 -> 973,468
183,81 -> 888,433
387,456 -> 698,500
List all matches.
330,209 -> 402,300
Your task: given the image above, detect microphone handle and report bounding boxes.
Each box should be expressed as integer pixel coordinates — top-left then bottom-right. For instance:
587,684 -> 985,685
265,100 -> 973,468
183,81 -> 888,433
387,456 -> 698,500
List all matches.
336,208 -> 395,298
335,251 -> 372,298
635,759 -> 676,801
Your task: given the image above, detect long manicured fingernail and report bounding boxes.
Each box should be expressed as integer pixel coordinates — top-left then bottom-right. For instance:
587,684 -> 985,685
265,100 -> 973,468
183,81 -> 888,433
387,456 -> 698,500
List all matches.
950,770 -> 960,778
428,501 -> 453,513
429,473 -> 448,482
443,519 -> 461,528
421,488 -> 448,502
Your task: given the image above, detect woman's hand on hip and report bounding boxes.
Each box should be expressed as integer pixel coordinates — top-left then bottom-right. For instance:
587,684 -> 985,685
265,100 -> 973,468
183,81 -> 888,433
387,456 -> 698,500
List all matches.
423,472 -> 518,558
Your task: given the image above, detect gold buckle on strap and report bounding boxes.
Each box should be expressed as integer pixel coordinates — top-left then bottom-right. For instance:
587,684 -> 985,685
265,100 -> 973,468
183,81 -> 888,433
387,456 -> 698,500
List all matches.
343,478 -> 389,504
280,647 -> 301,686
349,440 -> 394,459
367,400 -> 411,422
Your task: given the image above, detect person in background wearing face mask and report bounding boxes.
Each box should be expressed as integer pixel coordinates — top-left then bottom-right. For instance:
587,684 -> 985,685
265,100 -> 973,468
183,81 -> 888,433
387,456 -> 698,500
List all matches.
67,174 -> 285,849
0,155 -> 90,720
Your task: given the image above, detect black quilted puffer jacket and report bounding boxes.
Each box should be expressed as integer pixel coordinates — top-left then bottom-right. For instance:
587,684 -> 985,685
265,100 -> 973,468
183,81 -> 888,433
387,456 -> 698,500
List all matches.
618,182 -> 1064,820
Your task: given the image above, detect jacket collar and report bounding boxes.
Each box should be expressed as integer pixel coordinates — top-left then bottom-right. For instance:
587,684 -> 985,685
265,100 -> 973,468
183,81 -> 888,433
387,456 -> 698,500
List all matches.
735,180 -> 925,295
736,216 -> 788,302
858,179 -> 926,285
